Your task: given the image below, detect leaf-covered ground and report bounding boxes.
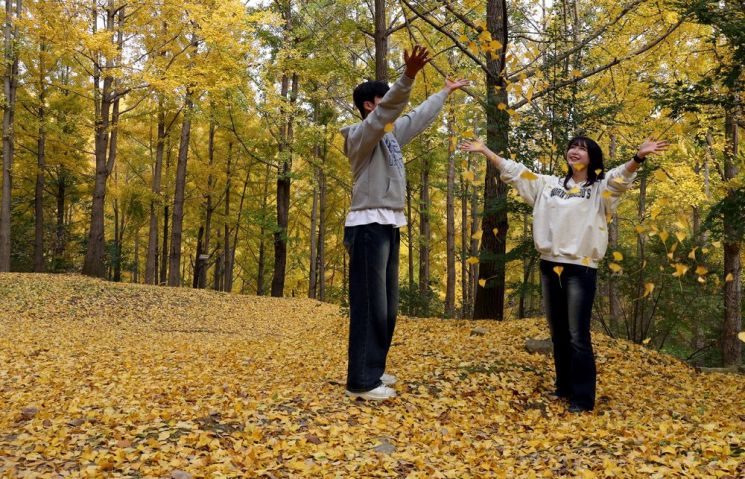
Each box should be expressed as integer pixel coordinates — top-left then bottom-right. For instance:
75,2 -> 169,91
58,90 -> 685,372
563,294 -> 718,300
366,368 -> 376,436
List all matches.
0,274 -> 743,478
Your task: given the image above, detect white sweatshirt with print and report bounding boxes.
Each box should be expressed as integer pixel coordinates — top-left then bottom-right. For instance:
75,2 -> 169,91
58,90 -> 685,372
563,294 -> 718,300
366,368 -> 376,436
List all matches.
498,160 -> 636,268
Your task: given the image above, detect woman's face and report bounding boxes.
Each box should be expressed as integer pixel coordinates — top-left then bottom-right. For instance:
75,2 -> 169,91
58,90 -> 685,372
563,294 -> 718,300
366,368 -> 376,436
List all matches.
567,142 -> 590,172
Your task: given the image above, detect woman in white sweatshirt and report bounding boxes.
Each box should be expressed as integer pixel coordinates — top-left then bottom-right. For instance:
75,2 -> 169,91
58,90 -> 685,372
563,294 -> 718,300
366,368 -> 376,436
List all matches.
460,135 -> 668,412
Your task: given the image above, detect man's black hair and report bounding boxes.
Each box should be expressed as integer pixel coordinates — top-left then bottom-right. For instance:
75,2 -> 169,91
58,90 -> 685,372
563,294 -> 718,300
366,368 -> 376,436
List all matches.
353,80 -> 390,118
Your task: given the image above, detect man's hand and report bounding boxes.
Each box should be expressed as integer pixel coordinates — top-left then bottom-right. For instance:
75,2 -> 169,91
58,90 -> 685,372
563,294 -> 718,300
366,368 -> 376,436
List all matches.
637,138 -> 670,159
403,45 -> 430,79
444,78 -> 469,94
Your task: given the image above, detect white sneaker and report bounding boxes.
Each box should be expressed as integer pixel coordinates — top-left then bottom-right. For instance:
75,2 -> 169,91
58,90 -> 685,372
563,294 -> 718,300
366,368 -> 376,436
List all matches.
380,373 -> 397,386
345,385 -> 397,401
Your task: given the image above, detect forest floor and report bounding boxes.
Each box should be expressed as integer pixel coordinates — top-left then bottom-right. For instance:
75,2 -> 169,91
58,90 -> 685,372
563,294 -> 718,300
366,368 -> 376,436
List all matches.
0,273 -> 743,478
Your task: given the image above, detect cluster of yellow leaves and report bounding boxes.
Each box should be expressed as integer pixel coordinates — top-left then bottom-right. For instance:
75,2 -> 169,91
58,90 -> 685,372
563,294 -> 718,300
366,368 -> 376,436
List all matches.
0,274 -> 743,478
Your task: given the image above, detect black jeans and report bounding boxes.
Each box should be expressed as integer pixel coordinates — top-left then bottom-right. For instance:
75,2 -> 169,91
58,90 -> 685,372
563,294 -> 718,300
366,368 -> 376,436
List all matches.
343,223 -> 400,392
540,260 -> 597,410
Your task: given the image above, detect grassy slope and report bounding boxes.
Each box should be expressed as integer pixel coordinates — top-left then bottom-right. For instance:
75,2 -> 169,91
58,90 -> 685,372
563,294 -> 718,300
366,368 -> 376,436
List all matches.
0,273 -> 743,478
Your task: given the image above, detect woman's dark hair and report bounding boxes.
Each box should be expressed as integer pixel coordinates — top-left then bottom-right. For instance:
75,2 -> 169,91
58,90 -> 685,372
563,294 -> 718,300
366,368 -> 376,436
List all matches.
564,136 -> 605,188
353,80 -> 390,118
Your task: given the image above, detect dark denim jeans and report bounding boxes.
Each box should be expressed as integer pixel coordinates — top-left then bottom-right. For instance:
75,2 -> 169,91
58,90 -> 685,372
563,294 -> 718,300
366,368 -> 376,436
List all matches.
343,223 -> 400,392
540,260 -> 597,410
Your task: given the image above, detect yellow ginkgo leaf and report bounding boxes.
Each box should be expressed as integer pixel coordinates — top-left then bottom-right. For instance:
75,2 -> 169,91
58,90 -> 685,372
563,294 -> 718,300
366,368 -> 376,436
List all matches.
466,256 -> 480,265
738,331 -> 745,343
471,230 -> 483,240
688,247 -> 698,260
642,338 -> 651,345
635,225 -> 646,234
492,228 -> 498,236
553,266 -> 564,277
611,177 -> 625,185
497,103 -> 507,110
567,186 -> 580,195
601,190 -> 613,199
671,263 -> 688,277
463,170 -> 475,182
581,257 -> 591,266
458,34 -> 469,43
659,231 -> 669,243
654,170 -> 668,182
573,163 -> 587,172
609,263 -> 623,274
642,282 -> 655,298
463,129 -> 475,138
612,251 -> 623,262
675,231 -> 687,243
702,247 -> 709,254
697,276 -> 706,284
725,273 -> 734,282
712,241 -> 721,248
478,279 -> 487,287
695,266 -> 707,275
594,169 -> 603,175
520,170 -> 539,181
384,123 -> 394,133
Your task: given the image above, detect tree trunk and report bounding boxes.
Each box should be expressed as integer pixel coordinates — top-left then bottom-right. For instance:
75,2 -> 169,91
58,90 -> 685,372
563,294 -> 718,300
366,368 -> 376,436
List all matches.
53,170 -> 66,271
168,90 -> 194,287
223,142 -> 232,292
419,155 -> 431,308
33,43 -> 47,272
406,184 -> 414,314
133,228 -> 140,282
373,0 -> 388,82
317,139 -> 327,301
473,0 -> 509,319
82,2 -> 122,278
632,174 -> 648,342
607,135 -> 620,333
199,111 -> 216,289
722,110 -> 741,366
0,0 -> 21,272
193,225 -> 204,288
145,101 -> 166,284
309,181 -> 318,299
257,163 -> 271,295
460,175 -> 469,318
160,144 -> 171,285
445,108 -> 456,318
271,70 -> 299,297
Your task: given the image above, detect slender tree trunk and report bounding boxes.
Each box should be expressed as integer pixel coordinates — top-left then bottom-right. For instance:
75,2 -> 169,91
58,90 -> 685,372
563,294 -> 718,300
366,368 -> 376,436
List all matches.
160,145 -> 171,285
53,171 -> 66,271
199,111 -> 216,288
168,89 -> 194,287
193,225 -> 204,288
271,71 -> 298,297
632,174 -> 648,343
0,0 -> 21,272
145,101 -> 166,284
373,0 -> 388,82
257,163 -> 271,295
607,135 -> 620,333
445,108 -> 456,318
473,0 -> 509,319
82,2 -> 122,278
460,176 -> 469,318
722,110 -> 741,366
33,44 -> 47,272
406,184 -> 414,313
469,156 -> 480,316
133,228 -> 140,282
318,137 -> 327,301
309,181 -> 318,299
223,142 -> 232,292
419,155 -> 431,309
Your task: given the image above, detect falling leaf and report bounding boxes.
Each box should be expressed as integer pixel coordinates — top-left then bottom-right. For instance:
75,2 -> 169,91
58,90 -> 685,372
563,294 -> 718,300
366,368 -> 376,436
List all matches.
642,338 -> 651,345
712,241 -> 721,248
581,257 -> 591,266
688,247 -> 698,260
612,251 -> 623,262
635,225 -> 646,234
658,231 -> 669,243
567,186 -> 580,195
492,228 -> 498,236
594,169 -> 603,175
725,273 -> 734,282
602,190 -> 613,199
497,103 -> 507,110
471,230 -> 483,240
642,283 -> 655,298
463,170 -> 475,182
608,263 -> 622,274
675,231 -> 687,243
738,332 -> 745,343
384,123 -> 394,133
520,170 -> 539,181
458,34 -> 469,43
611,177 -> 625,185
478,279 -> 487,287
695,266 -> 707,276
697,276 -> 706,284
466,256 -> 480,265
463,129 -> 475,139
573,163 -> 587,172
671,263 -> 688,277
654,170 -> 668,182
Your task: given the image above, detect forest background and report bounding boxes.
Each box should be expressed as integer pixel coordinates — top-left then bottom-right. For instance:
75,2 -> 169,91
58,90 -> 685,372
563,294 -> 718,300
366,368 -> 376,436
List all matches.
0,0 -> 742,367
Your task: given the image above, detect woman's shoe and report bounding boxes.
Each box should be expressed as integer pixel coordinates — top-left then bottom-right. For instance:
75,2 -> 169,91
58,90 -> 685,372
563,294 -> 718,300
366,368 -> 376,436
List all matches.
345,385 -> 397,401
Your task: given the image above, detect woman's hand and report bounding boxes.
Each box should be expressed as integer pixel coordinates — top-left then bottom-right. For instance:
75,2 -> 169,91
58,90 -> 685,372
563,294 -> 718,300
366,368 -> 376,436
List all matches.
444,78 -> 470,95
637,139 -> 670,159
459,139 -> 486,155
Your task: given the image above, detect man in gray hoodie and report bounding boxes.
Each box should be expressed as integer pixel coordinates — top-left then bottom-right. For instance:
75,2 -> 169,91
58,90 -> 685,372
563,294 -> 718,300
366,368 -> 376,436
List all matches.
341,46 -> 467,400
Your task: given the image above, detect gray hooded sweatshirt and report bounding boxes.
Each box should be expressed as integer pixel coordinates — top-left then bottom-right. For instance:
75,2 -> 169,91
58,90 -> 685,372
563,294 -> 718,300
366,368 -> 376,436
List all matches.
340,74 -> 448,211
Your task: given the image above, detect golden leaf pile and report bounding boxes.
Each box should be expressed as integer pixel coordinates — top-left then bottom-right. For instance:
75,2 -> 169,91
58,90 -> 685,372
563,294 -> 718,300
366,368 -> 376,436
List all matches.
0,274 -> 743,478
